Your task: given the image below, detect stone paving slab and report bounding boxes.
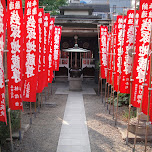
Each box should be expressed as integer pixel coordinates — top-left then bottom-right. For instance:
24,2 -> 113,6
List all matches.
56,89 -> 91,152
55,88 -> 96,95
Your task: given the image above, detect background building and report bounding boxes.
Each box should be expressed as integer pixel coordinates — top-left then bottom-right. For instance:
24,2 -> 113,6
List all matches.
70,0 -> 132,15
55,1 -> 110,81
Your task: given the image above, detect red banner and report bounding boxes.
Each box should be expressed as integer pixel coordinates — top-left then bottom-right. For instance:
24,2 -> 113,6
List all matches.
52,26 -> 62,71
112,23 -> 117,87
140,0 -> 152,122
114,16 -> 126,92
109,26 -> 115,85
48,18 -> 55,83
22,0 -> 39,102
0,0 -> 7,124
7,0 -> 23,110
42,13 -> 50,88
107,33 -> 111,84
131,0 -> 151,108
37,8 -> 44,93
120,10 -> 139,94
100,26 -> 108,79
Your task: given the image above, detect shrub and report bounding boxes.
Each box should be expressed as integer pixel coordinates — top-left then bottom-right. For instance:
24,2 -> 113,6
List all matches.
0,106 -> 20,146
107,93 -> 130,107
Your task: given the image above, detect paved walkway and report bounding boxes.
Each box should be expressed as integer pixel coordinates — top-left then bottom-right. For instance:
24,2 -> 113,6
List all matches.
56,88 -> 96,152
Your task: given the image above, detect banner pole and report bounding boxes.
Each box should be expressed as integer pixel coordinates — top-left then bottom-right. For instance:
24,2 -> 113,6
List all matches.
51,83 -> 52,95
30,102 -> 32,125
5,49 -> 13,151
19,110 -> 22,140
38,93 -> 40,113
126,0 -> 137,144
6,88 -> 13,150
107,22 -> 113,111
7,85 -> 14,152
34,102 -> 36,118
109,13 -> 115,115
41,93 -> 43,107
8,108 -> 13,152
97,25 -> 101,96
104,81 -> 107,107
112,90 -> 115,119
45,88 -> 47,102
115,8 -> 125,126
101,78 -> 103,103
48,85 -> 49,99
112,15 -> 116,119
133,23 -> 152,152
107,84 -> 110,110
98,76 -> 100,96
104,34 -> 110,107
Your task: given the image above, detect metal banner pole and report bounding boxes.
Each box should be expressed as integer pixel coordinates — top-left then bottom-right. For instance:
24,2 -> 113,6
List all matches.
5,51 -> 14,151
8,108 -> 14,152
115,8 -> 125,126
41,93 -> 43,107
109,13 -> 115,115
126,0 -> 137,144
48,85 -> 49,99
19,110 -> 22,141
97,24 -> 101,96
104,81 -> 107,107
101,78 -> 103,103
30,102 -> 32,125
34,102 -> 36,118
107,84 -> 110,110
45,88 -> 47,102
51,83 -> 53,95
107,22 -> 113,111
38,93 -> 40,113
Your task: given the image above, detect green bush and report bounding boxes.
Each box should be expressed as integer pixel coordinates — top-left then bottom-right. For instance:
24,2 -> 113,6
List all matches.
123,108 -> 137,119
107,93 -> 130,107
0,106 -> 20,146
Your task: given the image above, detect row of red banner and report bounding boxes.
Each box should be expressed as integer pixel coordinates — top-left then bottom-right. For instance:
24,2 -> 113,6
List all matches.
100,0 -> 152,122
0,0 -> 62,124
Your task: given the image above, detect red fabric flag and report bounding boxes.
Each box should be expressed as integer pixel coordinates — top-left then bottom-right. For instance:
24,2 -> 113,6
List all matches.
120,10 -> 139,94
107,33 -> 111,84
48,18 -> 55,83
140,0 -> 152,122
7,0 -> 23,110
22,0 -> 39,102
109,26 -> 115,85
114,16 -> 126,92
37,8 -> 44,93
112,23 -> 117,87
52,26 -> 62,71
0,0 -> 7,124
42,13 -> 50,88
131,0 -> 151,108
100,26 -> 108,79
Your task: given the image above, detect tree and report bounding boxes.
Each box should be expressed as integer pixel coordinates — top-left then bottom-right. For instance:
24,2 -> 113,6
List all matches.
39,0 -> 67,15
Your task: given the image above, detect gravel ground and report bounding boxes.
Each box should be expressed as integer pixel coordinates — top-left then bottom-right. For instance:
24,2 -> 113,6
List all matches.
1,81 -> 152,152
2,83 -> 68,152
84,94 -> 152,152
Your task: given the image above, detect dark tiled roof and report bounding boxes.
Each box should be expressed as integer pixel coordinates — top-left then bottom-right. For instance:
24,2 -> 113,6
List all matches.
59,3 -> 110,12
56,15 -> 104,19
90,4 -> 110,12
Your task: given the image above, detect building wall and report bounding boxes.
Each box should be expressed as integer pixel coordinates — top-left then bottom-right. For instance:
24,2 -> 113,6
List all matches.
64,10 -> 89,15
131,0 -> 140,9
78,0 -> 131,15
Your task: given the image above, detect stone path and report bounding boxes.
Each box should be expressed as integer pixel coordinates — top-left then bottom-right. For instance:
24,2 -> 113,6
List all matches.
56,88 -> 96,152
